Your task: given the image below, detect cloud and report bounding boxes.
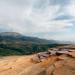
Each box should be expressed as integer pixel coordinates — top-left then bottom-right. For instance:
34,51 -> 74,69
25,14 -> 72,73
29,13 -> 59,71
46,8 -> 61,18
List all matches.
49,0 -> 69,5
54,14 -> 73,20
49,33 -> 75,41
0,24 -> 13,32
63,0 -> 75,19
0,0 -> 60,33
0,0 -> 75,41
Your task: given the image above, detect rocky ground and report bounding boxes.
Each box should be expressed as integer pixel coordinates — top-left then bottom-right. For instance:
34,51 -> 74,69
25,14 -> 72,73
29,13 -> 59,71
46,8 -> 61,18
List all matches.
0,47 -> 75,75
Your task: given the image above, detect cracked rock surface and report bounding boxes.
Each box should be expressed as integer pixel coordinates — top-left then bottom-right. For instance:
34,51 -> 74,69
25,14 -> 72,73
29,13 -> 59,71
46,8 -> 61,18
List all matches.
0,48 -> 75,75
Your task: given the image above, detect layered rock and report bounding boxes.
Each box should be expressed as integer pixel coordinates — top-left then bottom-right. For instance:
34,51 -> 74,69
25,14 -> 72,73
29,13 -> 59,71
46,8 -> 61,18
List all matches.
32,48 -> 75,63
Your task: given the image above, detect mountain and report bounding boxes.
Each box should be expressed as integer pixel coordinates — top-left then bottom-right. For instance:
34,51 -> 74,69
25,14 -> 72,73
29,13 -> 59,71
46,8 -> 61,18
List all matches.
0,32 -> 65,56
0,32 -> 57,44
0,32 -> 21,36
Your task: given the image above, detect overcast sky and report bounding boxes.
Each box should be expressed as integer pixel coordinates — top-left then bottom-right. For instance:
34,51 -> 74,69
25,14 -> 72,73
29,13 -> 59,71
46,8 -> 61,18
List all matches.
0,0 -> 75,41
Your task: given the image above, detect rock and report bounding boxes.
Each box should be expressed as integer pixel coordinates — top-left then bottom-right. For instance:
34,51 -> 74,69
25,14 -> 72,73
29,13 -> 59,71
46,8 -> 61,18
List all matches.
68,50 -> 75,52
48,50 -> 57,55
31,55 -> 41,63
46,65 -> 55,75
68,52 -> 75,58
53,65 -> 75,75
58,54 -> 69,60
38,52 -> 50,58
32,48 -> 75,63
56,51 -> 69,55
54,60 -> 65,69
53,57 -> 75,75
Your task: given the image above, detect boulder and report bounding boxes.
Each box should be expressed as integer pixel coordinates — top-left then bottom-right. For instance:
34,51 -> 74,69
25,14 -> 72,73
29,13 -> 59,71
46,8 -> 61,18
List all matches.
31,55 -> 41,63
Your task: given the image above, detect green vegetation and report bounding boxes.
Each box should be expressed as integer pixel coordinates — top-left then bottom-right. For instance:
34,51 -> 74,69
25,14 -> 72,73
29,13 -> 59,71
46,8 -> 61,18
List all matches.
0,32 -> 68,56
0,42 -> 66,56
0,48 -> 21,56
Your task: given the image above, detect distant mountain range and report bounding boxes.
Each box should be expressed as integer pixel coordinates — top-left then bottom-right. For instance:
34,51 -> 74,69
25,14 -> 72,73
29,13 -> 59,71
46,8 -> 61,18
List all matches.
0,32 -> 58,44
0,32 -> 70,56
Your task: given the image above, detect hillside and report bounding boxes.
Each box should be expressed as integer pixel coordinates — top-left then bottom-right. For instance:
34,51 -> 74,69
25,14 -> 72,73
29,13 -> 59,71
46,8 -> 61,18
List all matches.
0,32 -> 57,44
0,32 -> 64,56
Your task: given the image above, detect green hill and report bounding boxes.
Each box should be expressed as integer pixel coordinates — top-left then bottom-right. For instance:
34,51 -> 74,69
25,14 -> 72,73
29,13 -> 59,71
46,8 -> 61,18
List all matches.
0,32 -> 65,56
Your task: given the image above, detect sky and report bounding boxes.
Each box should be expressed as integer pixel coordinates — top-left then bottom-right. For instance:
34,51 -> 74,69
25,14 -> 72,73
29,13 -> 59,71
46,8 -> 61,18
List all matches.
0,0 -> 75,41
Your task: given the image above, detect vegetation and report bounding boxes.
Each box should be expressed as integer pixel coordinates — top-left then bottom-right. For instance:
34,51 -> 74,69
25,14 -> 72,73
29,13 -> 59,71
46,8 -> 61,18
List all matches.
0,32 -> 68,56
0,42 -> 66,56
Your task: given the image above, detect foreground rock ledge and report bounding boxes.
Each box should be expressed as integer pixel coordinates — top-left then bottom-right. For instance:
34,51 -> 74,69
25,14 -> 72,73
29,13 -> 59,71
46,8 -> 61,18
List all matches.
0,48 -> 75,75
